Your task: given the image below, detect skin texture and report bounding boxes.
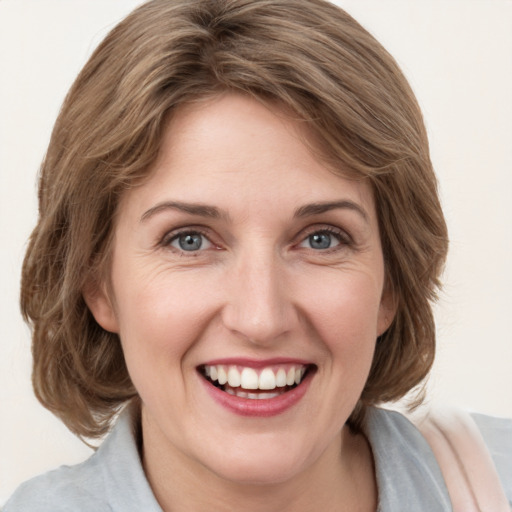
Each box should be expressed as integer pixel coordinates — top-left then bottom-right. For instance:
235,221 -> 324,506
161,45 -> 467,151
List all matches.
87,93 -> 395,511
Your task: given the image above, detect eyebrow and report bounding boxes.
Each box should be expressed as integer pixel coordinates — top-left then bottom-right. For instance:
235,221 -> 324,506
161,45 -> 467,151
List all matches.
294,200 -> 369,222
140,201 -> 224,222
140,199 -> 368,223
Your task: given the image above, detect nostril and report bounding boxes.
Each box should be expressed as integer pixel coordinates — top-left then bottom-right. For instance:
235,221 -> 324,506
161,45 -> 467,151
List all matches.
219,273 -> 298,345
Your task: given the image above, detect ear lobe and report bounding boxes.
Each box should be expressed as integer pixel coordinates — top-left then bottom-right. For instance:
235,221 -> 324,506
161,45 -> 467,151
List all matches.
377,286 -> 398,337
83,281 -> 119,333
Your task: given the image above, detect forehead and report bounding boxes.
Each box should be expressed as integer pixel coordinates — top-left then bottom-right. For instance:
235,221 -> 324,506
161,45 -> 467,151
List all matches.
120,93 -> 376,220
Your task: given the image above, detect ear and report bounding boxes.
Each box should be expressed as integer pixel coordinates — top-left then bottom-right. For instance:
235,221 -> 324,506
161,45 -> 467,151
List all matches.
377,282 -> 398,336
83,280 -> 119,333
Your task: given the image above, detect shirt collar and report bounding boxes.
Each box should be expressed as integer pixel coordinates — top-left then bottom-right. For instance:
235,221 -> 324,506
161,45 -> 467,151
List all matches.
364,407 -> 452,511
99,405 -> 452,511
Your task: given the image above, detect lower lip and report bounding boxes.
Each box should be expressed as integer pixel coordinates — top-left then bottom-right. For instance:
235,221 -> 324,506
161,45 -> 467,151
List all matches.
199,371 -> 313,417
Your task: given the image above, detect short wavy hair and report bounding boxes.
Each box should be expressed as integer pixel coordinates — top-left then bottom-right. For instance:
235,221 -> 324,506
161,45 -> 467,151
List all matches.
21,0 -> 448,438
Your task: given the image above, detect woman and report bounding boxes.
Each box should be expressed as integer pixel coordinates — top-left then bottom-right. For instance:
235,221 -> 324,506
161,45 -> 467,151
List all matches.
4,0 -> 511,510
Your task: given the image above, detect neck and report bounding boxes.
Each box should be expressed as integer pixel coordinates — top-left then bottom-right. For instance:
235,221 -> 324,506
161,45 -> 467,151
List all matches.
141,411 -> 377,512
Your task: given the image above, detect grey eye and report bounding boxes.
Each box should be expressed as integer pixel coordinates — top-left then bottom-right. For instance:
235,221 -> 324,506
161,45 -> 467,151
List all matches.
298,230 -> 344,251
308,232 -> 334,250
171,233 -> 209,251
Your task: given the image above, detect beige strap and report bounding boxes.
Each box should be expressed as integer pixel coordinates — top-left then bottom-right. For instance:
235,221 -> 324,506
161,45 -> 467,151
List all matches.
415,407 -> 510,512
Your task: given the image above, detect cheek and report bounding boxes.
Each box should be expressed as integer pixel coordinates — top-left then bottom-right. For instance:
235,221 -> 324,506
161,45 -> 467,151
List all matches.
295,271 -> 383,434
111,268 -> 212,377
307,273 -> 381,345
310,274 -> 383,417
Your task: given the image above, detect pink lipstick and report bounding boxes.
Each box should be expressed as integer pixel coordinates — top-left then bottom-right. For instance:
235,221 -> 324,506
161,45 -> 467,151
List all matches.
197,359 -> 315,417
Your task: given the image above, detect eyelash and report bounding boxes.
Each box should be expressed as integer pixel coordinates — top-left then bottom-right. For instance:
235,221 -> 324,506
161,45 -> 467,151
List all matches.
297,226 -> 352,252
160,227 -> 215,254
159,225 -> 353,255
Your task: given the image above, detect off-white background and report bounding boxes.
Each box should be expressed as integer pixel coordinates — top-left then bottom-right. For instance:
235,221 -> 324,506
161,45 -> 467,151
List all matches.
1,0 -> 511,503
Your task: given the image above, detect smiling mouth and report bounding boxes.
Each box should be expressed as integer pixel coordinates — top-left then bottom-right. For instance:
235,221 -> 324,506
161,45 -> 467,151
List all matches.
198,363 -> 314,400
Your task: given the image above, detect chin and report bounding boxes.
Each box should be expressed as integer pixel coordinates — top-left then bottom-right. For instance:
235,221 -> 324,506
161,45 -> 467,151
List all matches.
193,431 -> 318,486
209,454 -> 307,486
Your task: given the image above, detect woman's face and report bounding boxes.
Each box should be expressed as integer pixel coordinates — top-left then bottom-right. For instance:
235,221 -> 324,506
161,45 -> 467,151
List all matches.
89,93 -> 394,486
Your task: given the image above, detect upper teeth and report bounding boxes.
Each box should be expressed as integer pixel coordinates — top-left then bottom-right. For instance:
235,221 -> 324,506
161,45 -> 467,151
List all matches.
204,365 -> 306,390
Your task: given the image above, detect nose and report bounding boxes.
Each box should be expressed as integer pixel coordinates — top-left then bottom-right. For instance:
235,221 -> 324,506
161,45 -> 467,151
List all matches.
221,249 -> 298,346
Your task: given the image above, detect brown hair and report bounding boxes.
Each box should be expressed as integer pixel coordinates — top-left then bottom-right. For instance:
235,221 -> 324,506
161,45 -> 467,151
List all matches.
21,0 -> 448,438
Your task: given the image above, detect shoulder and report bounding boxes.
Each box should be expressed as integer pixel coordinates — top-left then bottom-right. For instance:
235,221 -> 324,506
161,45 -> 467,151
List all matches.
365,407 -> 452,510
471,412 -> 512,501
412,407 -> 512,509
2,454 -> 111,511
366,407 -> 512,510
3,406 -> 162,512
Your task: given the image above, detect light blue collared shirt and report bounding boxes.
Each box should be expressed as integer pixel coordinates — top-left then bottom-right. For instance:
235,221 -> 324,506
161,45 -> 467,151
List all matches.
4,407 -> 512,511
